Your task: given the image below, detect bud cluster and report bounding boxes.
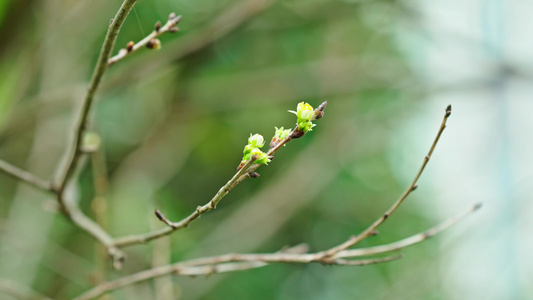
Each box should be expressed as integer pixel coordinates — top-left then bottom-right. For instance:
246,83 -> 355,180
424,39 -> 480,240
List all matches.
238,101 -> 326,170
270,127 -> 291,148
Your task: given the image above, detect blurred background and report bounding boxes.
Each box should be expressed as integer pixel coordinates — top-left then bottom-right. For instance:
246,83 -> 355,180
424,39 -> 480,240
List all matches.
0,0 -> 531,299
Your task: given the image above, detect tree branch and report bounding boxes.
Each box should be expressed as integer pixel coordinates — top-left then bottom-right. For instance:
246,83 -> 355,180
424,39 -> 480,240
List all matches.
76,200 -> 481,300
112,156 -> 258,247
0,160 -> 54,192
73,245 -> 400,300
42,0 -> 140,270
112,101 -> 328,248
320,105 -> 453,258
73,105 -> 481,299
108,14 -> 182,66
56,0 -> 138,195
333,202 -> 482,258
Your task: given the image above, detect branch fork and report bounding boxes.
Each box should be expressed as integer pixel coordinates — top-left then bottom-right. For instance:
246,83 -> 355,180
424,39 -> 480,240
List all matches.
108,13 -> 182,66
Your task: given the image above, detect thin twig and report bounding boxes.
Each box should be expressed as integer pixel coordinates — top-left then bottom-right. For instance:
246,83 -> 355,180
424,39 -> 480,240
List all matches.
112,101 -> 328,248
0,160 -> 54,192
108,14 -> 182,66
77,201 -> 481,300
56,0 -> 138,195
63,197 -> 125,269
73,245 -> 400,300
333,202 -> 482,259
50,0 -> 137,268
74,104 -> 480,300
112,157 -> 257,247
104,0 -> 280,88
321,105 -> 453,258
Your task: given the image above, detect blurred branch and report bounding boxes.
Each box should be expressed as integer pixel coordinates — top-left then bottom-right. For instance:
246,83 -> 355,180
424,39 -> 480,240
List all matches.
108,14 -> 182,66
0,0 -> 185,270
49,0 -> 139,270
320,105 -> 453,258
55,0 -> 138,195
104,0 -> 279,88
112,102 -> 328,248
62,196 -> 125,269
0,160 -> 53,192
74,244 -> 400,300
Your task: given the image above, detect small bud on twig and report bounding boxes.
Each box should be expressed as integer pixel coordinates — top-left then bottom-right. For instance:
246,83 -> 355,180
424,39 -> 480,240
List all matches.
169,12 -> 176,20
146,39 -> 161,50
154,209 -> 165,221
169,26 -> 179,33
290,128 -> 305,139
249,172 -> 260,178
445,104 -> 452,117
314,101 -> 327,120
126,41 -> 134,52
155,21 -> 162,32
82,132 -> 101,153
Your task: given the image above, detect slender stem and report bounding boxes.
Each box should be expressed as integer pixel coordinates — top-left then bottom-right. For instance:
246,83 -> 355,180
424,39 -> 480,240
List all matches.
108,15 -> 182,66
113,101 -> 328,248
64,197 -> 125,269
74,248 -> 400,300
322,105 -> 453,257
56,0 -> 138,195
76,200 -> 480,300
51,0 -> 137,268
0,160 -> 54,192
113,157 -> 257,247
333,202 -> 482,258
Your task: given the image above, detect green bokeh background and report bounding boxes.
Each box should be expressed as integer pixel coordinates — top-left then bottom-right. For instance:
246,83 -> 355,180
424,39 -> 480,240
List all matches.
1,0 -> 526,299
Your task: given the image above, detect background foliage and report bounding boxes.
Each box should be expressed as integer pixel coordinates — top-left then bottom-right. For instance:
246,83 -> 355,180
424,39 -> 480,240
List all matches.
0,0 -> 531,299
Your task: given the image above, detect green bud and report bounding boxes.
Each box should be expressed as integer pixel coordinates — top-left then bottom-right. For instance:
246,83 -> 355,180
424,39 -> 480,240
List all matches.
243,144 -> 254,161
241,133 -> 270,166
83,132 -> 101,153
289,102 -> 315,133
248,134 -> 265,148
274,127 -> 291,140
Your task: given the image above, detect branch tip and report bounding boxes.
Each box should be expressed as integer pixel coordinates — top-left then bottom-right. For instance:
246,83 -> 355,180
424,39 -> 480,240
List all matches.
445,104 -> 452,117
314,100 -> 328,120
154,209 -> 164,221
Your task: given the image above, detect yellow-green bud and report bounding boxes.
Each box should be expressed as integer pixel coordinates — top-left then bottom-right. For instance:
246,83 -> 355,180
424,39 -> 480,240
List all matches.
289,102 -> 316,132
